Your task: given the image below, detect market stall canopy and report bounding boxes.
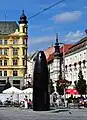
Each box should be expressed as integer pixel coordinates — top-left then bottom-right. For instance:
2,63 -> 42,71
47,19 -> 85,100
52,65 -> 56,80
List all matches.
22,88 -> 33,94
65,88 -> 79,95
2,86 -> 22,94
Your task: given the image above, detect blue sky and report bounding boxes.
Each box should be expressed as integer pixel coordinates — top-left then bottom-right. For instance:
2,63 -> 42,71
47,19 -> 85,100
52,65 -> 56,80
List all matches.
0,0 -> 87,54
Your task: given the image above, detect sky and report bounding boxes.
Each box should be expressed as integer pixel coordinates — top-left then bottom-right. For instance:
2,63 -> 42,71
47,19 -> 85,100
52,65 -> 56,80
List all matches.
0,0 -> 87,54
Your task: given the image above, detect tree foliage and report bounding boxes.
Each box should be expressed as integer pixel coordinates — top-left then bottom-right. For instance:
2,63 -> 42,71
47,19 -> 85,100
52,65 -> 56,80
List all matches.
56,72 -> 71,95
56,80 -> 64,95
74,70 -> 86,95
56,73 -> 64,95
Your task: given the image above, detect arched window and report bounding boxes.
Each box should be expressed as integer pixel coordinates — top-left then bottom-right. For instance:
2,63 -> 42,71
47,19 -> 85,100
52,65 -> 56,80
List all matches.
65,65 -> 67,71
69,64 -> 72,71
78,61 -> 81,68
74,62 -> 77,70
83,60 -> 86,68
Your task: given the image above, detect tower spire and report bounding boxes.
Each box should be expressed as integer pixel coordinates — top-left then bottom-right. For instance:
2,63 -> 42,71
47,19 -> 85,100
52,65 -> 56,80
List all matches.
18,10 -> 28,24
54,33 -> 60,57
56,33 -> 58,43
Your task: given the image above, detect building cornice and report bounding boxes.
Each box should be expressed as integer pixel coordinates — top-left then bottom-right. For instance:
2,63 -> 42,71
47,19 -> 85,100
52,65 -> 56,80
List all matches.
65,45 -> 87,57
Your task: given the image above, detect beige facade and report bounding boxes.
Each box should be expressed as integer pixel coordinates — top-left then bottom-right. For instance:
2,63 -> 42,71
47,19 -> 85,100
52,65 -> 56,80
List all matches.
0,10 -> 28,92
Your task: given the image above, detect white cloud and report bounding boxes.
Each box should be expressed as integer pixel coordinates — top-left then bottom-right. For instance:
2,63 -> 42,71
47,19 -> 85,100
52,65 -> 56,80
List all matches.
64,30 -> 85,43
30,35 -> 54,44
51,11 -> 82,23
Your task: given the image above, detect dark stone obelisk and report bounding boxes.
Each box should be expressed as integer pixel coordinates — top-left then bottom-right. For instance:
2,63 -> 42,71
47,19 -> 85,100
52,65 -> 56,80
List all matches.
33,51 -> 50,111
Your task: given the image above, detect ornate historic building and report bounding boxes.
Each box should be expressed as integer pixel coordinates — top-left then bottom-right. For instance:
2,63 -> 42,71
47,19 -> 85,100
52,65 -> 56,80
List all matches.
44,32 -> 87,88
65,36 -> 87,85
26,31 -> 87,90
0,10 -> 28,92
44,35 -> 72,82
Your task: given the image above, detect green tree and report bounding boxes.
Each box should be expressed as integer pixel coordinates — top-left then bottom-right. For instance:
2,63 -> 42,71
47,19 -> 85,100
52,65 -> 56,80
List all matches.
56,73 -> 72,95
56,80 -> 64,95
56,73 -> 64,95
74,70 -> 86,96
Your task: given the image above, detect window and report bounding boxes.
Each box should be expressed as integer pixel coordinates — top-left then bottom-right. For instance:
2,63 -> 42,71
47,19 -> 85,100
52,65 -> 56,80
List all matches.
23,49 -> 25,55
13,40 -> 18,44
0,60 -> 2,66
74,62 -> 77,70
0,49 -> 2,55
13,71 -> 18,76
23,39 -> 26,44
4,49 -> 7,55
4,40 -> 7,44
13,80 -> 20,84
4,71 -> 7,76
13,59 -> 18,66
0,80 -> 6,84
0,71 -> 2,76
23,59 -> 25,66
78,61 -> 81,68
83,60 -> 86,68
4,60 -> 7,66
65,65 -> 67,71
13,48 -> 18,55
0,40 -> 2,44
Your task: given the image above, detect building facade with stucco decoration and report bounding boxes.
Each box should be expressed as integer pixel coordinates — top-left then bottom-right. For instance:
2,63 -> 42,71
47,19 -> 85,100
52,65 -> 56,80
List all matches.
44,33 -> 87,88
65,36 -> 87,85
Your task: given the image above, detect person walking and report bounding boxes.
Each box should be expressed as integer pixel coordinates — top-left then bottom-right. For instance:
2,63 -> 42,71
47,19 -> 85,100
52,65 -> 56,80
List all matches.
28,99 -> 32,109
24,95 -> 28,109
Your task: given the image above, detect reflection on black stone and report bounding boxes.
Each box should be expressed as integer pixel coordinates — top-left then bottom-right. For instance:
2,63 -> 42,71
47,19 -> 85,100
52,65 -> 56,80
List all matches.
33,51 -> 50,111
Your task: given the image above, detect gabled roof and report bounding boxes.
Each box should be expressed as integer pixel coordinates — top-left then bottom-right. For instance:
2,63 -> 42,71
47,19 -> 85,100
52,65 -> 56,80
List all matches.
0,21 -> 19,35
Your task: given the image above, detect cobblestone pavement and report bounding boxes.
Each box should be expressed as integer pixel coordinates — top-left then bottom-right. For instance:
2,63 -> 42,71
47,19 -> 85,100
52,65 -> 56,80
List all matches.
0,107 -> 87,120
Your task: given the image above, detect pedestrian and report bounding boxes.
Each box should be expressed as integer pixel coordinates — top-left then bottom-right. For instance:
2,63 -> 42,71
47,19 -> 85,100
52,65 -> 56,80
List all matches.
24,95 -> 28,109
28,99 -> 32,109
56,98 -> 60,107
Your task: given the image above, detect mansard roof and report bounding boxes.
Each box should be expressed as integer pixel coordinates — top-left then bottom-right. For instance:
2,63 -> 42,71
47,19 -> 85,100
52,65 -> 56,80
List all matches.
0,21 -> 19,35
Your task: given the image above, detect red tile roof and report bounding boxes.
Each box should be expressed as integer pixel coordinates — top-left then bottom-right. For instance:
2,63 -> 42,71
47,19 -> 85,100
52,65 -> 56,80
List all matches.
44,44 -> 73,63
60,44 -> 73,54
44,46 -> 55,60
65,37 -> 87,54
44,37 -> 87,63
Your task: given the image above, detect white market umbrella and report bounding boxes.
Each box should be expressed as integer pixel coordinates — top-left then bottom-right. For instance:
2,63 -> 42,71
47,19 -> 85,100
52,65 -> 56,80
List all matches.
3,86 -> 22,94
22,88 -> 33,94
22,88 -> 33,101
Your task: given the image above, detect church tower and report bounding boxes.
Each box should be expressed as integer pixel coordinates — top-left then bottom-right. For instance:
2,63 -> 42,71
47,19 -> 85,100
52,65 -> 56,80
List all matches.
53,33 -> 60,92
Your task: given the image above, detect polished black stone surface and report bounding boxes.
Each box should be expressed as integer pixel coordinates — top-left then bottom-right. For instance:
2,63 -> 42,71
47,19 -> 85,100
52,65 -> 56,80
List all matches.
33,51 -> 50,111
